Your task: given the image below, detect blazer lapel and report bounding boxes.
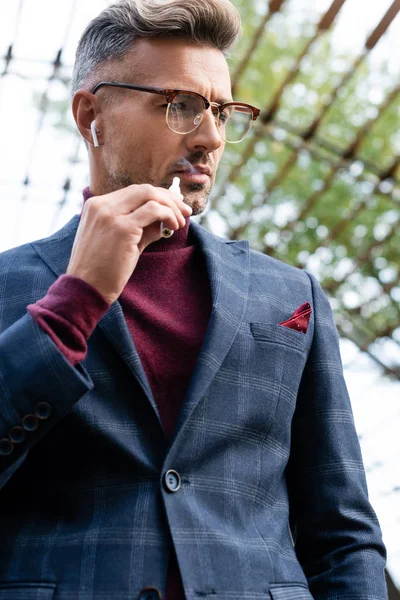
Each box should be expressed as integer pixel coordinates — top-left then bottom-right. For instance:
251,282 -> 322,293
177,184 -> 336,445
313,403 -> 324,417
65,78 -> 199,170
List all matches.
171,220 -> 250,442
96,302 -> 158,415
31,215 -> 159,419
32,215 -> 251,435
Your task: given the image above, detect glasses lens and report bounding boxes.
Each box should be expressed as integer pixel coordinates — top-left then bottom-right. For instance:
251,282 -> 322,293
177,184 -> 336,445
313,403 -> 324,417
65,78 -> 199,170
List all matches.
221,105 -> 253,143
167,94 -> 204,134
167,95 -> 254,143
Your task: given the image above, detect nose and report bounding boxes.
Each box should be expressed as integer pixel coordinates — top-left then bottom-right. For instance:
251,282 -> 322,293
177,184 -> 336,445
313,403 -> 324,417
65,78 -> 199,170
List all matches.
186,107 -> 222,153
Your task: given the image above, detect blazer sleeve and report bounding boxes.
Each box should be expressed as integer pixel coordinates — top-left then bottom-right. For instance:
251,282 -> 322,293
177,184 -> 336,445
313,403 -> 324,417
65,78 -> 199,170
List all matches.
286,271 -> 388,599
0,312 -> 94,489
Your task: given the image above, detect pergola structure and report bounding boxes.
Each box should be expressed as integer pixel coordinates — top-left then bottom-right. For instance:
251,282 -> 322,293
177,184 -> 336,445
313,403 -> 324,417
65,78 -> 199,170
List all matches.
198,0 -> 400,381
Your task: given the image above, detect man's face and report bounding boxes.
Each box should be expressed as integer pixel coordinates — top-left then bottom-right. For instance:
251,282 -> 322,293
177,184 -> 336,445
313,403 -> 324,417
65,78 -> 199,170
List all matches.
93,38 -> 232,215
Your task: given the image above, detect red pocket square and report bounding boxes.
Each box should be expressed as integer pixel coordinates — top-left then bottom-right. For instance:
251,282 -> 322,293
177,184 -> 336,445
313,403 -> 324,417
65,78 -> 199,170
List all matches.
279,302 -> 312,335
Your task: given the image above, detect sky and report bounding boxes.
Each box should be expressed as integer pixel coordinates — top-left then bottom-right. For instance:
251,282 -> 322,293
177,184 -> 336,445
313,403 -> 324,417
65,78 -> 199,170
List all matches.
1,0 -> 400,588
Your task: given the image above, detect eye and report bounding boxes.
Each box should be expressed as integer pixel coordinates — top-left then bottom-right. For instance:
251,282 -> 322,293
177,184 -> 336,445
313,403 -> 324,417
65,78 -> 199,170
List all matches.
219,111 -> 229,123
171,102 -> 188,110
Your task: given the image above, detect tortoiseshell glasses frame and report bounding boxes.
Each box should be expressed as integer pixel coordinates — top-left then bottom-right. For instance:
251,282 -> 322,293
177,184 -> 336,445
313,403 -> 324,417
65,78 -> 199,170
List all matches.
90,81 -> 261,143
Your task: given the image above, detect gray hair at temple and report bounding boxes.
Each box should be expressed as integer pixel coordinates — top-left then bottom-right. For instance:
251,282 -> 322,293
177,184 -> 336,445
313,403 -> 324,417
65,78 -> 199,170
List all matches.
71,0 -> 242,97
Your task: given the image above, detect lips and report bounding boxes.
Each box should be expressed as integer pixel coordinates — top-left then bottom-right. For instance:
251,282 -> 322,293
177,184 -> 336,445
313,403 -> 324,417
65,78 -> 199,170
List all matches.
175,171 -> 210,185
175,164 -> 211,177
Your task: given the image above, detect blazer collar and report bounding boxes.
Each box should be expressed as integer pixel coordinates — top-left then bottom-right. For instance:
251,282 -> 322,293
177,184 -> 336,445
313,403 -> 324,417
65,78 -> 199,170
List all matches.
31,215 -> 250,438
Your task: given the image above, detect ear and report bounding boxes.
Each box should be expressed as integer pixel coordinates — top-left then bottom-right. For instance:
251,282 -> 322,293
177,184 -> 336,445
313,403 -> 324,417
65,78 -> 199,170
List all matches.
72,90 -> 102,147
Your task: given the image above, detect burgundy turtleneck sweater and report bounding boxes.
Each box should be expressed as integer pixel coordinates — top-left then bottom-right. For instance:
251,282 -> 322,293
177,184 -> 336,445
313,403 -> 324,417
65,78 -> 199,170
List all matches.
27,188 -> 213,600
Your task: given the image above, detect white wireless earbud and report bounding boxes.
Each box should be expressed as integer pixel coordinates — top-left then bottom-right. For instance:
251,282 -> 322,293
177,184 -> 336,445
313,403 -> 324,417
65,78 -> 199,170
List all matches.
91,120 -> 99,148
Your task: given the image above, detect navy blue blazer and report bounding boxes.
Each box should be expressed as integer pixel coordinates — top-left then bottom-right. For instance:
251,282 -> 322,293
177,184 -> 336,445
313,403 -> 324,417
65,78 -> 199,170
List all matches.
0,216 -> 387,600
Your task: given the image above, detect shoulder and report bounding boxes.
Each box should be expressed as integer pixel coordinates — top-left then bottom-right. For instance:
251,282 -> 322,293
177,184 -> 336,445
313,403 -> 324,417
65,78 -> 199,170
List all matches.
191,220 -> 318,300
0,239 -> 40,275
0,215 -> 79,274
0,217 -> 79,325
0,241 -> 50,329
248,245 -> 313,295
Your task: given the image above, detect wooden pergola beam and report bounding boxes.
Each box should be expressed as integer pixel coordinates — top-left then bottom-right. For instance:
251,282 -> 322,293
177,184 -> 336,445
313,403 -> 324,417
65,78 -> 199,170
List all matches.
208,0 -> 348,212
231,0 -> 286,96
366,0 -> 400,50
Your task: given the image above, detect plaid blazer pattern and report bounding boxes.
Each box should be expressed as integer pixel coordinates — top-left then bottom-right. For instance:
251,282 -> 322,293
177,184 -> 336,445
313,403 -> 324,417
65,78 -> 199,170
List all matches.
0,215 -> 387,600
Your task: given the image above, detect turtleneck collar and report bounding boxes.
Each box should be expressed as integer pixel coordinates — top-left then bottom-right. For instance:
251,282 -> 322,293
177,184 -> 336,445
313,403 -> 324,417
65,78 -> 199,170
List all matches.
81,187 -> 192,253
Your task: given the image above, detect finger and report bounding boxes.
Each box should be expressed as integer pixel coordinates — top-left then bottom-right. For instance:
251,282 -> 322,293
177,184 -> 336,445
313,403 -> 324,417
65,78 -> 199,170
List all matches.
119,185 -> 191,227
143,188 -> 191,221
127,201 -> 181,234
116,184 -> 181,213
86,185 -> 191,229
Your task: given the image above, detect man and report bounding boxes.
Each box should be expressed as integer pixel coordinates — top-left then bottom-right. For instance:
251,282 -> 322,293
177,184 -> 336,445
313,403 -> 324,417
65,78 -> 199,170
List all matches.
0,0 -> 388,599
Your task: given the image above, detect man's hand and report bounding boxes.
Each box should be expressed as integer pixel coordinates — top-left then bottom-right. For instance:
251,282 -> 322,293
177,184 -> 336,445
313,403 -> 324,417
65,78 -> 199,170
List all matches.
66,184 -> 192,305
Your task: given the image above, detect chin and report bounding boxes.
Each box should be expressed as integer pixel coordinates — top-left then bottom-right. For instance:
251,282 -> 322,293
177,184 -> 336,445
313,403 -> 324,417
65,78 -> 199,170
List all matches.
185,184 -> 210,216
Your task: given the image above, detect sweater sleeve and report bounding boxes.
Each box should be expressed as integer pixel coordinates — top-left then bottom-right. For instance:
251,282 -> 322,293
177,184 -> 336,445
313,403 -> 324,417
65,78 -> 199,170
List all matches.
27,275 -> 110,366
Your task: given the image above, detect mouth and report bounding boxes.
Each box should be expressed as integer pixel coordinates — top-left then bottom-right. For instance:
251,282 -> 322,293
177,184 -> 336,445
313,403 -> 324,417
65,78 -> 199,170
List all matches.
174,164 -> 212,186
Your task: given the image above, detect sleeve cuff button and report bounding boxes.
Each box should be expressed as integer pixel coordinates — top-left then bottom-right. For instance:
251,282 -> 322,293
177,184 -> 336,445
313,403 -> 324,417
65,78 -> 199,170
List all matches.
0,438 -> 14,456
9,426 -> 26,444
22,414 -> 39,432
35,402 -> 52,420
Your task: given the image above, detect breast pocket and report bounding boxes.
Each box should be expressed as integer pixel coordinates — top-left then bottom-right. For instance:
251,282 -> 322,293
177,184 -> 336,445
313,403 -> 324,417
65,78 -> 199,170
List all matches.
250,323 -> 307,354
208,323 -> 308,438
0,583 -> 56,600
248,323 -> 308,424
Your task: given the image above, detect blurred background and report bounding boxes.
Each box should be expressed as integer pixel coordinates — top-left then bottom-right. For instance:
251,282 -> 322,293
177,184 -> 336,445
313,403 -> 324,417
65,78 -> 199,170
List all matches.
0,0 -> 399,594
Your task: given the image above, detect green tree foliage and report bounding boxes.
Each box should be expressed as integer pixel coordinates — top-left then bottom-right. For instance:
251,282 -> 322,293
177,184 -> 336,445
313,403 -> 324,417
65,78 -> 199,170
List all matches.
202,0 -> 400,378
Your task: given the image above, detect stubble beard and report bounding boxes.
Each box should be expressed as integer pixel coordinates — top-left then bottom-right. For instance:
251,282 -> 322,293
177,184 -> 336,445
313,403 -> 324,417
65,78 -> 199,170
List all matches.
105,166 -> 210,216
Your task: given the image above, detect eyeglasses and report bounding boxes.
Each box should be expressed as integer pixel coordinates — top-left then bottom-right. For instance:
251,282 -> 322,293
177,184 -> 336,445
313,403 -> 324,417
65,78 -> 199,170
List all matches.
90,82 -> 260,144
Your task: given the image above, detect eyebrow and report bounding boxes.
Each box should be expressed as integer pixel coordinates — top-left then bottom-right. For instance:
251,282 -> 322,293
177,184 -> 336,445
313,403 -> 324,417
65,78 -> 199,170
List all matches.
214,97 -> 234,105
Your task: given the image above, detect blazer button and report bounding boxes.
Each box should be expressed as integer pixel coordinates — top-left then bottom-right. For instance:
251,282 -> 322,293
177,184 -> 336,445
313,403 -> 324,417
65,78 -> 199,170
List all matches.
35,402 -> 52,420
0,438 -> 14,456
164,469 -> 181,493
9,426 -> 26,444
138,587 -> 162,600
22,414 -> 39,432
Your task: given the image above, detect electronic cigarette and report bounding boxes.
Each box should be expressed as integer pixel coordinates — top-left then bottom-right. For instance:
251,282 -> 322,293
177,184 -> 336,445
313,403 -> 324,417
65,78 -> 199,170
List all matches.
160,177 -> 181,238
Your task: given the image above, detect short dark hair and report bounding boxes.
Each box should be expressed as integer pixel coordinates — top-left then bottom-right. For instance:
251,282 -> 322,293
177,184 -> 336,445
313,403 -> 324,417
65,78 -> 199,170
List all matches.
71,0 -> 241,96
